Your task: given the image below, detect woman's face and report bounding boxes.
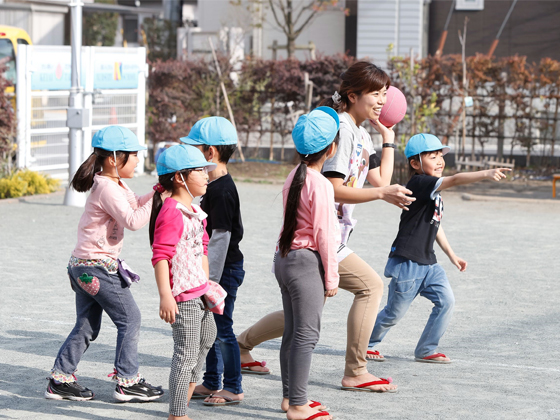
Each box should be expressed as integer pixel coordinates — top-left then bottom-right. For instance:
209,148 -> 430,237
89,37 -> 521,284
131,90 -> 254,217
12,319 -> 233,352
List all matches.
348,86 -> 388,124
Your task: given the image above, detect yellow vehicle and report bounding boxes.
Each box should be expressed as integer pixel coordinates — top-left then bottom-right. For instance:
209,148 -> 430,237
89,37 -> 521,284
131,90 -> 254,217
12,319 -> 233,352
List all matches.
0,25 -> 32,94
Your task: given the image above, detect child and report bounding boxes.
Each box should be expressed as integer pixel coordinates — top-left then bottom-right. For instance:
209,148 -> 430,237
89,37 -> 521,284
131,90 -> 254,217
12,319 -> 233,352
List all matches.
276,106 -> 341,420
150,144 -> 218,420
46,126 -> 163,402
367,133 -> 510,364
180,117 -> 245,406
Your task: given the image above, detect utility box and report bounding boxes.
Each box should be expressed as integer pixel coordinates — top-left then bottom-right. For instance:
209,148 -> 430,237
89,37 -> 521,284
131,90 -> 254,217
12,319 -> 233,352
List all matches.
67,108 -> 90,129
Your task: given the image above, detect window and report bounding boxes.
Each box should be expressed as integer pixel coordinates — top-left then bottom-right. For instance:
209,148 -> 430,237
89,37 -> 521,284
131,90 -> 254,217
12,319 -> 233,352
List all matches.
17,38 -> 29,45
124,16 -> 139,44
0,39 -> 16,84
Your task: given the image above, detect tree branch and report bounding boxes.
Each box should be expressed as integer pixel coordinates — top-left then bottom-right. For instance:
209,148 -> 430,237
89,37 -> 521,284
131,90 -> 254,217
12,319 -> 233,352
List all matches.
294,7 -> 320,37
293,0 -> 316,27
268,0 -> 290,37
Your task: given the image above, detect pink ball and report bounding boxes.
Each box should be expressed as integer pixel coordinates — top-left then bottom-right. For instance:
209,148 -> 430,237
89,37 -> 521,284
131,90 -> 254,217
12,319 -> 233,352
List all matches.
379,86 -> 407,127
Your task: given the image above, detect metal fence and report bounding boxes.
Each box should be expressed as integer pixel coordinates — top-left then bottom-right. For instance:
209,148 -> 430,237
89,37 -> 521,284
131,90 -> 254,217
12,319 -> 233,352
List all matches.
16,45 -> 147,179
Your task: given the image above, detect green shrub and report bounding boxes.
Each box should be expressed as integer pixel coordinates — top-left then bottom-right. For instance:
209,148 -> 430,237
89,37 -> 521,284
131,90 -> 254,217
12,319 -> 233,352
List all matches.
0,170 -> 60,199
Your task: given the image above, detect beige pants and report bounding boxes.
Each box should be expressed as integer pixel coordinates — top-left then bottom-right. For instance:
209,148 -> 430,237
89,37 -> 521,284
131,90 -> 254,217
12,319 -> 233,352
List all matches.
237,252 -> 383,377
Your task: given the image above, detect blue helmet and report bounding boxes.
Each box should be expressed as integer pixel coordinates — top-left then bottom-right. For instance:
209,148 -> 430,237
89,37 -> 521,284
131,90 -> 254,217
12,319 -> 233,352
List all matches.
156,144 -> 217,176
92,126 -> 146,152
292,106 -> 339,155
180,116 -> 238,146
404,133 -> 450,159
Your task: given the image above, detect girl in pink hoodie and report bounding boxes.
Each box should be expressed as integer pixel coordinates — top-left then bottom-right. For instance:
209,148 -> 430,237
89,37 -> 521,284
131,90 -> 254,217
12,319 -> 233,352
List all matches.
46,126 -> 163,403
149,144 -> 219,420
274,107 -> 341,420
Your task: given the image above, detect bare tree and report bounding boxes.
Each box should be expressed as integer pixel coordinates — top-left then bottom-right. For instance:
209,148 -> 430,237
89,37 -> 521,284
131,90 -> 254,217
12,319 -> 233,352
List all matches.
236,0 -> 347,58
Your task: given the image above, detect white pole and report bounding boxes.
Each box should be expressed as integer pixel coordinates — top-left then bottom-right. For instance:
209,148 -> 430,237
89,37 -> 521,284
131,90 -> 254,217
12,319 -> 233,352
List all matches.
64,0 -> 87,207
15,44 -> 28,169
136,47 -> 147,174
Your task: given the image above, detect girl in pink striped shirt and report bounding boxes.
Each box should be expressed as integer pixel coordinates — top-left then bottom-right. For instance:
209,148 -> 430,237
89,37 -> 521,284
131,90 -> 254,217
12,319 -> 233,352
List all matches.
149,144 -> 219,420
275,107 -> 340,420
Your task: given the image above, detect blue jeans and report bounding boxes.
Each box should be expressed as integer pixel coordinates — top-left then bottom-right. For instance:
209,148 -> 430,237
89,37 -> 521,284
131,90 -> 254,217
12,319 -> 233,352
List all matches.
368,256 -> 455,358
52,265 -> 141,380
202,260 -> 245,394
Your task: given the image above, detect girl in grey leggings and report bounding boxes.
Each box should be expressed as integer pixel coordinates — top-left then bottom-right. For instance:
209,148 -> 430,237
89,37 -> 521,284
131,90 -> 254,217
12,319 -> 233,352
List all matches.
275,107 -> 341,420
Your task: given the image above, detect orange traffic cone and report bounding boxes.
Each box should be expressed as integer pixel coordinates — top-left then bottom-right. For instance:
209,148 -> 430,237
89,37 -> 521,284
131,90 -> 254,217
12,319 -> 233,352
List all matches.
109,107 -> 118,124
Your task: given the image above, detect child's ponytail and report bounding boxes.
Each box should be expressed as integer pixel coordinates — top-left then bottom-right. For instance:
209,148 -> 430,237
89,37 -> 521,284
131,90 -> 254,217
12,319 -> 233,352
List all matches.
278,163 -> 307,258
149,169 -> 190,246
70,152 -> 98,192
70,148 -> 129,192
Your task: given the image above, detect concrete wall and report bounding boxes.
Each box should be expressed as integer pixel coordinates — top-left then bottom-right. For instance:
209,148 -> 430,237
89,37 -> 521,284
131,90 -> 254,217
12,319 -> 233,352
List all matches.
0,2 -> 67,45
357,0 -> 425,70
32,11 -> 65,45
197,0 -> 345,60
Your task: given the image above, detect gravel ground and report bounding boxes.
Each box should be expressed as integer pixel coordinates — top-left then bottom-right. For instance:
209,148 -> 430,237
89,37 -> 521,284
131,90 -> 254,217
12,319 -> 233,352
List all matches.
1,174 -> 559,420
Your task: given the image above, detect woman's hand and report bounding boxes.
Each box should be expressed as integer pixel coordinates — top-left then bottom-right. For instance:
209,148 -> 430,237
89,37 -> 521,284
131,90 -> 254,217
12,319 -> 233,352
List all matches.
159,294 -> 179,324
325,288 -> 338,297
369,119 -> 395,144
380,184 -> 416,210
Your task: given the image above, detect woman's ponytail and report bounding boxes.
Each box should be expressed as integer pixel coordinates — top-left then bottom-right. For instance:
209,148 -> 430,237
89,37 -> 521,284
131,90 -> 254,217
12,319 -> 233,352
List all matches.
318,61 -> 390,113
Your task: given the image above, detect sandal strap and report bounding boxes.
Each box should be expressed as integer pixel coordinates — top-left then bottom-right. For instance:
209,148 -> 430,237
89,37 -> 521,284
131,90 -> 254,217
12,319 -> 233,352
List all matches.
423,353 -> 446,360
207,394 -> 233,402
306,412 -> 330,420
241,361 -> 266,368
355,379 -> 391,388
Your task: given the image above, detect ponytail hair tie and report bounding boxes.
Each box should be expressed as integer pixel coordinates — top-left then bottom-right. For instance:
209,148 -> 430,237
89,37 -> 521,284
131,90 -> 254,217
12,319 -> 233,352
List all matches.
332,91 -> 342,105
153,183 -> 165,194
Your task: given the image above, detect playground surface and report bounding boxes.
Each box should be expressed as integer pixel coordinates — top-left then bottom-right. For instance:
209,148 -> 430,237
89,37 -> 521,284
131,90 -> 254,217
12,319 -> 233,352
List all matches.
1,174 -> 559,420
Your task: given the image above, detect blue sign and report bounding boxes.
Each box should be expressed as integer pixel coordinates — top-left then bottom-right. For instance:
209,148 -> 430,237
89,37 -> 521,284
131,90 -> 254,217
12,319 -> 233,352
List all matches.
93,52 -> 139,89
30,51 -> 86,90
30,48 -> 139,91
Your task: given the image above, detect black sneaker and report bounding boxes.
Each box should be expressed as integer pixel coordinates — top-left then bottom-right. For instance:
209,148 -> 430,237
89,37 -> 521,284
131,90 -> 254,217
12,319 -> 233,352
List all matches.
113,378 -> 164,402
45,378 -> 94,401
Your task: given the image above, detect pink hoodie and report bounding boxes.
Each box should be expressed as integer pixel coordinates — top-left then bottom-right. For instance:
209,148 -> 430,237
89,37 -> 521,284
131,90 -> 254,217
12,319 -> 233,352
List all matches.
72,174 -> 154,260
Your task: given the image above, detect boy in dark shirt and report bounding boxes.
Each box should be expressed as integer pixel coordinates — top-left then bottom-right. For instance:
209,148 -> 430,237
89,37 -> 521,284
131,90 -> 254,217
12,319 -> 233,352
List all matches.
180,117 -> 245,405
367,133 -> 510,364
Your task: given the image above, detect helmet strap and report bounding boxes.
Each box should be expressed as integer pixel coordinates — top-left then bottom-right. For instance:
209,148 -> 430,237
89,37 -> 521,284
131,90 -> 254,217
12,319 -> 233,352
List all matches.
113,151 -> 121,179
179,172 -> 194,199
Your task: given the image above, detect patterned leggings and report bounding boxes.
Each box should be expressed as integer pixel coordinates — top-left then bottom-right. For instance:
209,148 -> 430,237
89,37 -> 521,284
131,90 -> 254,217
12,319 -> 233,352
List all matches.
169,298 -> 217,416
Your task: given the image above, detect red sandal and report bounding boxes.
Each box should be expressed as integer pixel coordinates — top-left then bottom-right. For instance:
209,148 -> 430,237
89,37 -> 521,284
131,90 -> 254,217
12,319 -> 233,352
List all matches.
341,378 -> 398,393
415,353 -> 451,364
241,360 -> 270,375
366,349 -> 386,362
